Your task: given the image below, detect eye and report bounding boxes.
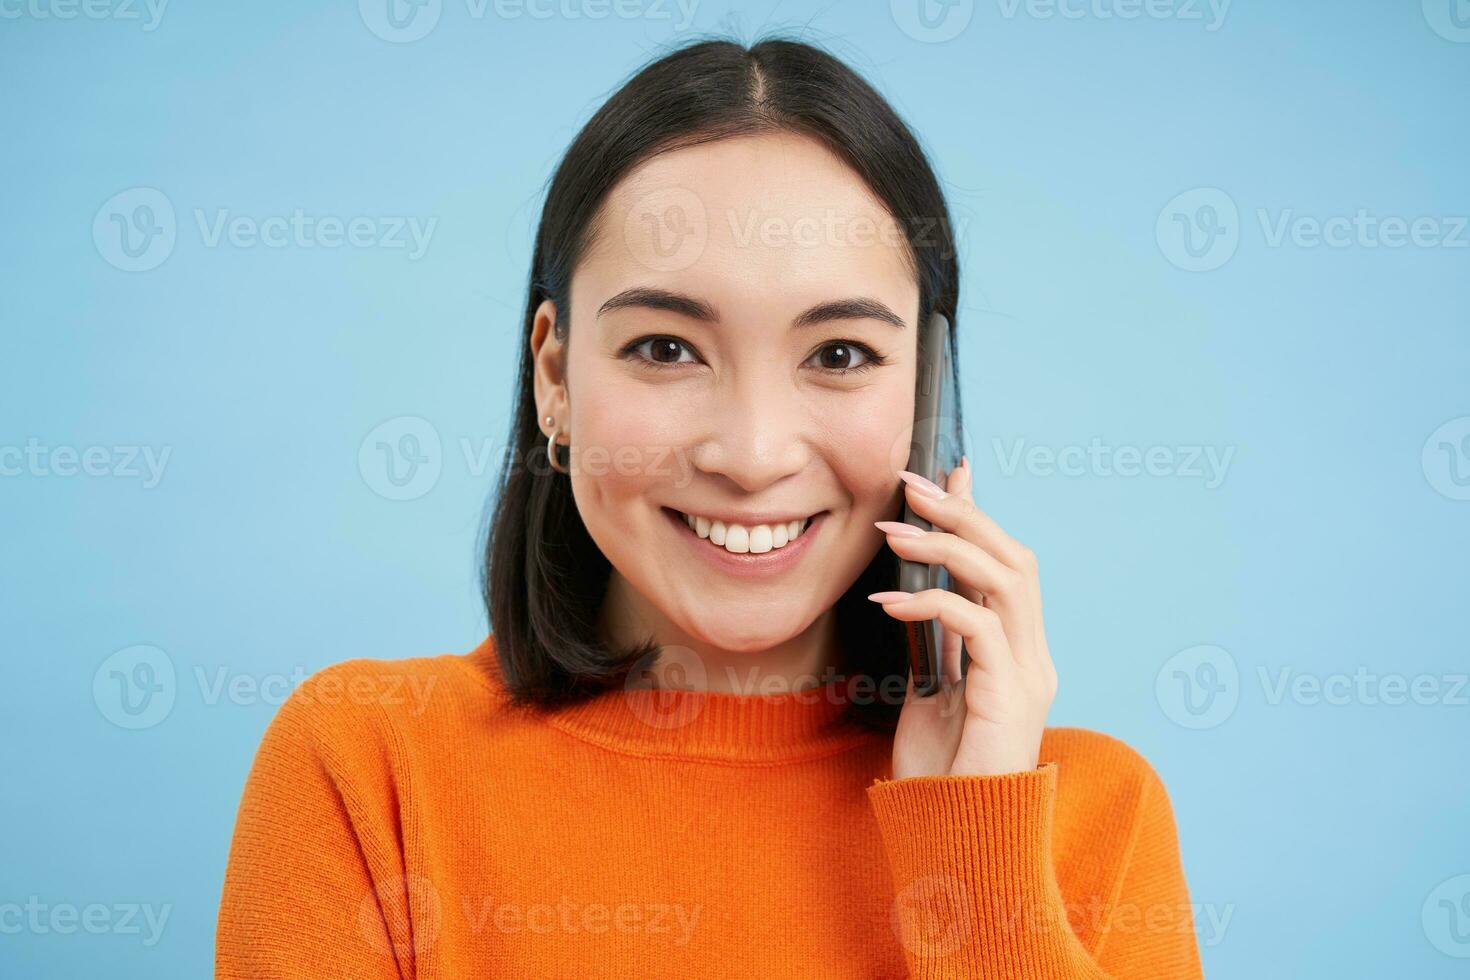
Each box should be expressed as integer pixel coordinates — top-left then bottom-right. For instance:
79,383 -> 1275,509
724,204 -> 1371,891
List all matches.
625,336 -> 700,369
806,340 -> 885,375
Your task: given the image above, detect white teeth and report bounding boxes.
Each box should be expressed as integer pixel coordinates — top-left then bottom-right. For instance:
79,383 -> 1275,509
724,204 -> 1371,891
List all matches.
677,511 -> 814,555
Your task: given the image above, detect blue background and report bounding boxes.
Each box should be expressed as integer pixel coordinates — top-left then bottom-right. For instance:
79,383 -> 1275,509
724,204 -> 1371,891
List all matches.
3,1 -> 1468,976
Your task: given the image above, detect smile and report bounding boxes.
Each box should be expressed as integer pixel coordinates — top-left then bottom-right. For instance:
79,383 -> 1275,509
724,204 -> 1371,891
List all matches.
661,507 -> 828,576
675,509 -> 815,553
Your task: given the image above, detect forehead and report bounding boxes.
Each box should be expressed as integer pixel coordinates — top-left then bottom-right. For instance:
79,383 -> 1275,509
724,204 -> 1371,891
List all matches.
578,132 -> 919,327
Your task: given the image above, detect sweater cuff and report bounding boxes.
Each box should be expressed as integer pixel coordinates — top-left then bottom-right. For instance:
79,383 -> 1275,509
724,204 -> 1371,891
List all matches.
867,763 -> 1095,977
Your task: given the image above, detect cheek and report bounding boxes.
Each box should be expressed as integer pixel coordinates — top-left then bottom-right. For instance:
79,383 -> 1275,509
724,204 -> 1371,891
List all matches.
809,390 -> 913,512
568,377 -> 686,508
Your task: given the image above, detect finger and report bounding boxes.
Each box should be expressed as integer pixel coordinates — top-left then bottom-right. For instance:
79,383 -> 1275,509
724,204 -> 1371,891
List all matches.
941,621 -> 966,688
946,459 -> 969,497
869,589 -> 1016,678
875,526 -> 1031,625
897,467 -> 1044,653
897,469 -> 1033,574
939,459 -> 988,678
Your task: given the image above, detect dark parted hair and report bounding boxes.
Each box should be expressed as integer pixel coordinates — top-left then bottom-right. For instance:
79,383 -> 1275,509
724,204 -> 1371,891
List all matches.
481,32 -> 963,733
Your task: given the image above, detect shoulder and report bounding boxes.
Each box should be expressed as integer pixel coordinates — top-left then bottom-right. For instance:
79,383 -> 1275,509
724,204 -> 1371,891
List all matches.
1040,725 -> 1168,793
1038,726 -> 1183,870
1039,725 -> 1177,812
226,638 -> 524,859
259,635 -> 515,763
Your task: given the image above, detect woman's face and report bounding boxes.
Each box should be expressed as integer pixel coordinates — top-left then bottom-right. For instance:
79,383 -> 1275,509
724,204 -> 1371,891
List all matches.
533,131 -> 919,658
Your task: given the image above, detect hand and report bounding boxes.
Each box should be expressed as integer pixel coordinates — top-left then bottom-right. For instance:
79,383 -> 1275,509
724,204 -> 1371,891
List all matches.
869,458 -> 1058,778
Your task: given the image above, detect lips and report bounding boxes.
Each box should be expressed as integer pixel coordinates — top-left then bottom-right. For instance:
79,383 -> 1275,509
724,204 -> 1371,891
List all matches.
662,506 -> 827,575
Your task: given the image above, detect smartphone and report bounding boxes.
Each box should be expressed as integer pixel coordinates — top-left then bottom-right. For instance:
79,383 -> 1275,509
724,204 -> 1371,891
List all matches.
897,311 -> 962,697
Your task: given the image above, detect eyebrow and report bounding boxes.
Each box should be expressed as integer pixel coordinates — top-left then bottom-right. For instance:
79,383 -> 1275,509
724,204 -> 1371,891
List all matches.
596,287 -> 908,330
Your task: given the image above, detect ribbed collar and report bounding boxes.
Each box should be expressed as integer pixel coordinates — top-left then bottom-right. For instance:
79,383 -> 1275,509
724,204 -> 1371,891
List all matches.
466,635 -> 875,765
545,680 -> 875,765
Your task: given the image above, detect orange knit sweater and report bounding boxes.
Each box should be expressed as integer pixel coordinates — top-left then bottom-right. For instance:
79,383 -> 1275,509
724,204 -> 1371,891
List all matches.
216,635 -> 1204,979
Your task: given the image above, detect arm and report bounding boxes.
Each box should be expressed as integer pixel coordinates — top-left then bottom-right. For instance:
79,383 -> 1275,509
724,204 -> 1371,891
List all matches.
866,761 -> 1204,980
215,683 -> 412,980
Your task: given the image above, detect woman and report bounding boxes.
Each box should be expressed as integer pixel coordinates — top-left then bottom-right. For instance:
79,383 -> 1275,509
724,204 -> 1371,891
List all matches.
216,35 -> 1204,979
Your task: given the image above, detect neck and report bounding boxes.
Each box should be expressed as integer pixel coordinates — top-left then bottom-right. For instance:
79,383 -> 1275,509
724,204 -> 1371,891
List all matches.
596,571 -> 842,695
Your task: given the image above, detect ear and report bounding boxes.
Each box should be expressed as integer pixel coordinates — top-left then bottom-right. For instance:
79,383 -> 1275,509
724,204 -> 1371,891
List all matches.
530,298 -> 567,427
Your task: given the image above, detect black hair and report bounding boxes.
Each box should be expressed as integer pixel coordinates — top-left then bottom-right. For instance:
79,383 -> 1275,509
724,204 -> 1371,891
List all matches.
481,32 -> 962,732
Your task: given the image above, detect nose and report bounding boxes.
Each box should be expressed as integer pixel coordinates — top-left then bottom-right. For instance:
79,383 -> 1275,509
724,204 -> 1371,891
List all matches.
687,372 -> 812,493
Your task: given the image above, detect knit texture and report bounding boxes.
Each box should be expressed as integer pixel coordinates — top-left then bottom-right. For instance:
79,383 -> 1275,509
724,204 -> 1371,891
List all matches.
215,635 -> 1204,979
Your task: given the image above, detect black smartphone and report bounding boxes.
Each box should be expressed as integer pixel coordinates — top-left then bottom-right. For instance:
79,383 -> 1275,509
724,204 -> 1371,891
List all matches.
897,311 -> 962,697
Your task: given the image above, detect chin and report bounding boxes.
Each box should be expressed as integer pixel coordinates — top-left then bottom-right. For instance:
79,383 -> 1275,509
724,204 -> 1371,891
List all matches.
684,621 -> 805,657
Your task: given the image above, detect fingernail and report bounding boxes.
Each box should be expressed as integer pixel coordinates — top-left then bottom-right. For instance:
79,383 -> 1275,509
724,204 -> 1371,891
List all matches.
897,469 -> 947,499
874,520 -> 926,539
961,455 -> 970,471
867,591 -> 914,604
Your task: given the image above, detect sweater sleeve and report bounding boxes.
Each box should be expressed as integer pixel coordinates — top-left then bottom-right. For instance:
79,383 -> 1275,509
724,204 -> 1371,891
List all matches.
215,681 -> 413,980
865,761 -> 1204,980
